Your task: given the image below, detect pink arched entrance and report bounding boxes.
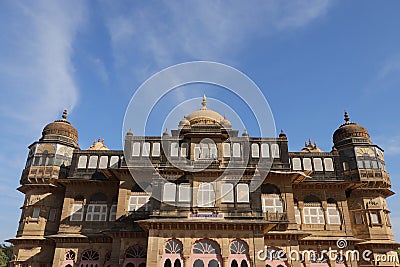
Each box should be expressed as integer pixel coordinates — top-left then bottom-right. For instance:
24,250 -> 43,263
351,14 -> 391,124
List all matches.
161,238 -> 184,267
190,239 -> 222,267
228,239 -> 250,267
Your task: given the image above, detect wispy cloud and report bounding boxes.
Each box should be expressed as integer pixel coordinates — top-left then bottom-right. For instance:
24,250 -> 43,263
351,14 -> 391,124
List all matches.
102,0 -> 331,79
0,1 -> 86,133
375,135 -> 400,156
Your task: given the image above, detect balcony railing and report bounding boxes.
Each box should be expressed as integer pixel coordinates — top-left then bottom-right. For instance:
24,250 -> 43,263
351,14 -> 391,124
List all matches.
262,211 -> 288,222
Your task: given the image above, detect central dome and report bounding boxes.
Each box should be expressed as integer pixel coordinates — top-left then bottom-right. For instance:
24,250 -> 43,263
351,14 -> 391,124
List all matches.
179,95 -> 231,128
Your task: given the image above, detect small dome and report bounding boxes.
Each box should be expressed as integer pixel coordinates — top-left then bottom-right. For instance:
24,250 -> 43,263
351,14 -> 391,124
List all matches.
301,139 -> 322,153
126,129 -> 133,136
88,137 -> 109,150
279,129 -> 287,138
178,116 -> 190,128
42,110 -> 78,143
333,112 -> 370,145
163,128 -> 170,137
221,115 -> 232,129
242,129 -> 249,137
184,95 -> 231,127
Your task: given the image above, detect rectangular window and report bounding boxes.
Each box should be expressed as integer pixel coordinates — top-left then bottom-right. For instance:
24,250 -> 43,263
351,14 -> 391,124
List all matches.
324,158 -> 334,171
221,183 -> 234,203
178,183 -> 191,202
170,142 -> 179,157
271,144 -> 280,158
261,144 -> 269,158
194,145 -> 201,160
180,143 -> 188,157
262,196 -> 283,213
32,207 -> 40,219
152,143 -> 160,157
86,204 -> 107,221
303,206 -> 325,224
313,158 -> 323,171
142,142 -> 151,157
370,211 -> 380,224
233,143 -> 241,158
327,206 -> 341,225
292,158 -> 302,171
371,160 -> 378,169
355,212 -> 363,224
197,183 -> 215,207
109,156 -> 119,168
99,156 -> 108,169
109,204 -> 117,221
88,156 -> 98,169
210,144 -> 218,159
129,195 -> 150,211
294,206 -> 301,224
364,160 -> 371,169
201,143 -> 210,159
303,158 -> 312,170
223,143 -> 231,157
132,142 -> 141,157
357,160 -> 364,169
251,143 -> 259,158
163,183 -> 176,202
236,183 -> 249,203
70,204 -> 84,221
48,209 -> 56,222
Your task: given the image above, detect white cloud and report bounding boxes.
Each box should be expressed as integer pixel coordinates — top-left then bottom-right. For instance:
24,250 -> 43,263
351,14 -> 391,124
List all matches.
0,1 -> 86,133
102,0 -> 331,79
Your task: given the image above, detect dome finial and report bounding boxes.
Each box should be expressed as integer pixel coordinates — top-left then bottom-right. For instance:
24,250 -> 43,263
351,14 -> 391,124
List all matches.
202,94 -> 207,107
344,111 -> 350,124
62,109 -> 68,120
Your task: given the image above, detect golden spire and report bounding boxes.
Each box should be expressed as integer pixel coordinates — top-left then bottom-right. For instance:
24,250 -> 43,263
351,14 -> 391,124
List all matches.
202,94 -> 207,108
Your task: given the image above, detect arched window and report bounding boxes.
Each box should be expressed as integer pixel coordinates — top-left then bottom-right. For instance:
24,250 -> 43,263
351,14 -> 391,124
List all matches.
124,245 -> 146,267
197,183 -> 215,207
191,239 -> 221,267
228,239 -> 249,267
79,249 -> 100,267
162,239 -> 183,267
165,239 -> 183,254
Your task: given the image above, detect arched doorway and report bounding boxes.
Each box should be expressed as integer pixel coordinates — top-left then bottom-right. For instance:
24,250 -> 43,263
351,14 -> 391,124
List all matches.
123,245 -> 147,267
162,238 -> 184,267
228,239 -> 250,267
190,239 -> 222,267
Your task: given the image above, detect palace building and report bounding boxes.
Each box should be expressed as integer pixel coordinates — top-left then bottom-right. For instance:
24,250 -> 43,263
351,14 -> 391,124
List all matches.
7,96 -> 399,267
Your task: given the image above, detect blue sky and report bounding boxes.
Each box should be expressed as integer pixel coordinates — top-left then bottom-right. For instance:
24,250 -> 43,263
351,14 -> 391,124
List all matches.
1,0 -> 400,242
